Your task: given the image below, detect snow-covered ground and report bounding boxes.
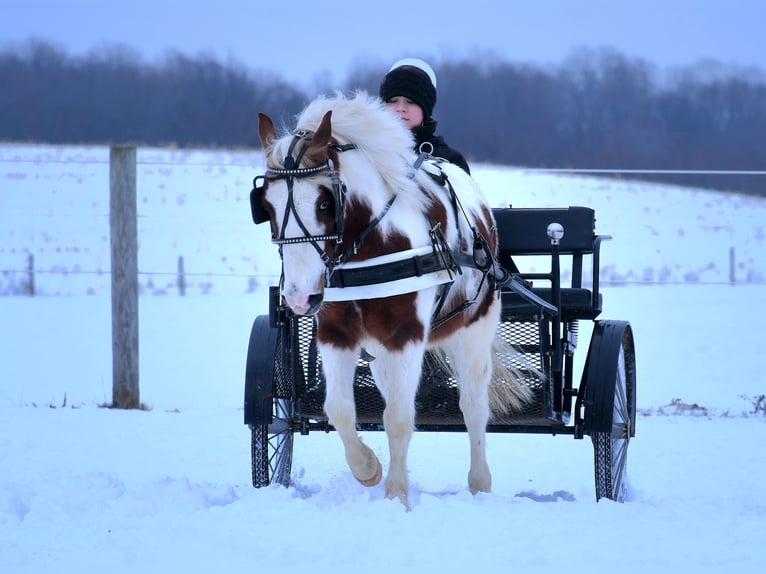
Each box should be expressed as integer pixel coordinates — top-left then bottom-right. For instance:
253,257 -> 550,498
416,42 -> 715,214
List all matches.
1,145 -> 765,573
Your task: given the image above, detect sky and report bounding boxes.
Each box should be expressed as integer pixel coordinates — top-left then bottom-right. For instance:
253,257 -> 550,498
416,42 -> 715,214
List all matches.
2,0 -> 765,87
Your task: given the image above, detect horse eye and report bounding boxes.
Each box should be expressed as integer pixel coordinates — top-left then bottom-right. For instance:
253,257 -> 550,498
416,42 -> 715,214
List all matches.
318,200 -> 331,212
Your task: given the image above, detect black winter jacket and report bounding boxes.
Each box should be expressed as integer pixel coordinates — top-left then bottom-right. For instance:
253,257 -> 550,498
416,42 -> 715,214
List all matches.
412,118 -> 471,175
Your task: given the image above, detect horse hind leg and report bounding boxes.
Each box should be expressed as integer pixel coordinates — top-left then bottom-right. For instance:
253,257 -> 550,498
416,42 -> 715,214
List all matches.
444,326 -> 495,495
460,357 -> 493,494
321,346 -> 383,487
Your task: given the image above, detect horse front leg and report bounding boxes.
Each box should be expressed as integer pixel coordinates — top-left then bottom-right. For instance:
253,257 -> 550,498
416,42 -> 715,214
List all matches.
369,343 -> 423,509
321,345 -> 382,487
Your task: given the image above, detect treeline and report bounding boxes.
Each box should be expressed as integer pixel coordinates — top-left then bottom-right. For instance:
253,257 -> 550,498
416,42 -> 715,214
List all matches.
2,41 -> 765,195
0,41 -> 306,147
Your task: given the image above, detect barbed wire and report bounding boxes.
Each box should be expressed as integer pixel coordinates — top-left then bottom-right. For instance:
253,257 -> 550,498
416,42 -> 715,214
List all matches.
0,158 -> 260,167
2,155 -> 766,174
0,265 -> 760,288
521,168 -> 766,176
0,268 -> 279,279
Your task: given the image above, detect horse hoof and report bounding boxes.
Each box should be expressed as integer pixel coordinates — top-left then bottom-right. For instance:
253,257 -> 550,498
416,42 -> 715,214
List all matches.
385,489 -> 411,511
355,457 -> 383,487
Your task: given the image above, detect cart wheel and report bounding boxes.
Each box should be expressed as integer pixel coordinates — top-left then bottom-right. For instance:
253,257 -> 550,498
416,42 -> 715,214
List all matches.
244,314 -> 296,489
250,398 -> 294,488
590,324 -> 636,502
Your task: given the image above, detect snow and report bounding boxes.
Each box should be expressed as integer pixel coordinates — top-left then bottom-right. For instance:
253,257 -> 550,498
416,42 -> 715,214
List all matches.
1,144 -> 765,573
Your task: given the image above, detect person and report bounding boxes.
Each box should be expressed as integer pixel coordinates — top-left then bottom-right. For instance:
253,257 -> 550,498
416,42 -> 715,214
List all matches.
379,58 -> 471,175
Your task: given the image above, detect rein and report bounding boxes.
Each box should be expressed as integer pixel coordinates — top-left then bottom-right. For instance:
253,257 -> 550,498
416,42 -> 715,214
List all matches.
251,129 -> 507,328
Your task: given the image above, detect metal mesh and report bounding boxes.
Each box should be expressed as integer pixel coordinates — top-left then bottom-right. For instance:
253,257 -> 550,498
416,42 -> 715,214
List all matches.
490,319 -> 548,423
272,327 -> 293,399
294,315 -> 551,426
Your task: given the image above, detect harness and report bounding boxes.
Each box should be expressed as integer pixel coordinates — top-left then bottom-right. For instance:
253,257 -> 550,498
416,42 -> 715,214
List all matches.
249,129 -> 508,326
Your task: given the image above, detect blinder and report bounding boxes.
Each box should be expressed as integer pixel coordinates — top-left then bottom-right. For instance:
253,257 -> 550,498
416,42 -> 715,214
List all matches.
250,175 -> 270,225
267,158 -> 348,247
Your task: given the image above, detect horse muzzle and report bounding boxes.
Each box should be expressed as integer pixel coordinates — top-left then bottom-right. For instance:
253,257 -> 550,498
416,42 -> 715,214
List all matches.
284,292 -> 324,316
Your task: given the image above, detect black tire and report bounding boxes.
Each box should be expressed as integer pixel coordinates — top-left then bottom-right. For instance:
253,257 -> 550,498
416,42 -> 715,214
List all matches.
250,398 -> 294,488
244,311 -> 298,489
592,326 -> 636,502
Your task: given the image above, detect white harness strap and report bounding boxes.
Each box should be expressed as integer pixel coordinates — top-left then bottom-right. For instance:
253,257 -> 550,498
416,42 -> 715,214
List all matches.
323,246 -> 454,301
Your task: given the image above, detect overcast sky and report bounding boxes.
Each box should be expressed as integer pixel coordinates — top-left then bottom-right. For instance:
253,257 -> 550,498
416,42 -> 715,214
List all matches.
2,0 -> 764,87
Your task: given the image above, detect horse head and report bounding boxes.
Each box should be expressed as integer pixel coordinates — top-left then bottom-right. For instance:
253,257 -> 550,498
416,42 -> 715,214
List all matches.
254,110 -> 343,315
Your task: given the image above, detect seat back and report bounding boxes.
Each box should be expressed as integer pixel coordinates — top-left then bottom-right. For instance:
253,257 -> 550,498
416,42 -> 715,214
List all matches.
492,206 -> 596,256
492,205 -> 608,318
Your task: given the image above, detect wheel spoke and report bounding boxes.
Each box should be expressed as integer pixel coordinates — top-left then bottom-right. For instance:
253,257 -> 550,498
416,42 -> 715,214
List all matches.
251,397 -> 295,488
268,427 -> 292,486
274,397 -> 295,486
611,437 -> 629,501
613,348 -> 628,425
610,342 -> 631,501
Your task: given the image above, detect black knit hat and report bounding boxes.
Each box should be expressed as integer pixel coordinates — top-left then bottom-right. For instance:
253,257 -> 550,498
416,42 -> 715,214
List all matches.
379,62 -> 437,120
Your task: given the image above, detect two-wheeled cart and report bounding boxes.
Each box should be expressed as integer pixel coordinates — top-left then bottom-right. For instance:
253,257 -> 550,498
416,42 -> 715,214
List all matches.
244,206 -> 636,501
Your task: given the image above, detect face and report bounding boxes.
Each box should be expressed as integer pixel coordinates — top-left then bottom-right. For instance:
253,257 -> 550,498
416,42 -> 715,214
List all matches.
385,96 -> 424,129
257,110 -> 339,316
264,176 -> 336,316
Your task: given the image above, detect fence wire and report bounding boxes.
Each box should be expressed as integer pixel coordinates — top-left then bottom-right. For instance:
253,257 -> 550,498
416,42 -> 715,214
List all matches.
2,149 -> 764,294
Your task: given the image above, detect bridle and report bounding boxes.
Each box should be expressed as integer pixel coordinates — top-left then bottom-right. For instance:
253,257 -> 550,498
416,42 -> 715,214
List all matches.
250,129 -> 396,278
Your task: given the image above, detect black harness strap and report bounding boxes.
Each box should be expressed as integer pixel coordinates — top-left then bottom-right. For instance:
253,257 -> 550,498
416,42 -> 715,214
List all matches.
328,250 -> 452,288
425,166 -> 515,329
332,194 -> 398,266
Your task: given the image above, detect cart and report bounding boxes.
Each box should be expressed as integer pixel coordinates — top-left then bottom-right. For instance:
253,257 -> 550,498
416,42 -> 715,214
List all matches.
244,205 -> 637,502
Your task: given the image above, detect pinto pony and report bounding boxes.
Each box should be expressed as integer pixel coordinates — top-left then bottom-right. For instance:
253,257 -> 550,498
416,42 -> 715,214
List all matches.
253,92 -> 529,508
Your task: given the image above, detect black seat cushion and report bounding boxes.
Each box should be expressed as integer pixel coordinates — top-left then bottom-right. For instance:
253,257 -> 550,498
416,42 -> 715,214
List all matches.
501,287 -> 601,319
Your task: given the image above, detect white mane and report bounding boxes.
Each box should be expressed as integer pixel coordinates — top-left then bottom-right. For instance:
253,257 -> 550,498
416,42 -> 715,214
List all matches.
275,91 -> 428,212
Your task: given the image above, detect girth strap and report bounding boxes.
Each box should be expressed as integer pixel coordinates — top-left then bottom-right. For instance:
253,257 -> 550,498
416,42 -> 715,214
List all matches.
328,249 -> 453,288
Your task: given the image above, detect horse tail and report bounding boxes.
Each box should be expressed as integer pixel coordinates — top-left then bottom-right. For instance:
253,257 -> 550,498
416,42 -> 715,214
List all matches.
488,335 -> 539,416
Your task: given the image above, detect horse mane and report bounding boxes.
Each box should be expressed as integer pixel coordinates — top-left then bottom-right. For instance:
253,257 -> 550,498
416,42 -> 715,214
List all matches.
277,91 -> 427,210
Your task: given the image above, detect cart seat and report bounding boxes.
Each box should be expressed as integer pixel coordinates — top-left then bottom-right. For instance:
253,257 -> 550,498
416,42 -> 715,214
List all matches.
502,287 -> 601,320
492,206 -> 609,321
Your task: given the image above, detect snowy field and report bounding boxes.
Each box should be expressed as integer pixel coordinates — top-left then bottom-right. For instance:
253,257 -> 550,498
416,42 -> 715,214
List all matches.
1,144 -> 765,573
1,144 -> 765,296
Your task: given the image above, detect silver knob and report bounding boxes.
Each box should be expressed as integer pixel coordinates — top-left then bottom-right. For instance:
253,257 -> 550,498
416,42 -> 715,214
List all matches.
547,222 -> 564,244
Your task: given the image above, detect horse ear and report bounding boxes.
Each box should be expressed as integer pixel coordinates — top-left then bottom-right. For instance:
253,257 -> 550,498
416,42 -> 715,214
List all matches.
309,110 -> 333,153
258,113 -> 277,149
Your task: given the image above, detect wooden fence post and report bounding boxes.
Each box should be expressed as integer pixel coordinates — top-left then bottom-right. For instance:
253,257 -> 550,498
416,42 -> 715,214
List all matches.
110,146 -> 140,408
177,255 -> 186,296
27,253 -> 35,296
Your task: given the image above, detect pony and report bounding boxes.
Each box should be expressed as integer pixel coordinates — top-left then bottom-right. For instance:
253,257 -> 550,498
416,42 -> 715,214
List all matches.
253,92 -> 530,508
